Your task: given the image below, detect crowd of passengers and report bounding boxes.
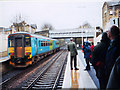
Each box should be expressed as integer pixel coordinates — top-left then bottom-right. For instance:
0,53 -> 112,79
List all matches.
82,25 -> 120,89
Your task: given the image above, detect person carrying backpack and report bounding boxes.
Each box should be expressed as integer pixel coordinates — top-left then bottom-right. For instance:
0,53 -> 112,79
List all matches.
82,41 -> 91,70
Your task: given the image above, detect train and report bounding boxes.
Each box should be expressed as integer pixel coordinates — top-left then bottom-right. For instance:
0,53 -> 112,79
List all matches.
7,32 -> 60,67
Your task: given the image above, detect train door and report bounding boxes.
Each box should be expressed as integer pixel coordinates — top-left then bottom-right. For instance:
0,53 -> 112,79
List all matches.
35,38 -> 38,55
14,36 -> 24,58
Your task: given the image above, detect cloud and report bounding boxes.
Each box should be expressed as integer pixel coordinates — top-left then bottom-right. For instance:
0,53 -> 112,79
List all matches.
0,1 -> 104,29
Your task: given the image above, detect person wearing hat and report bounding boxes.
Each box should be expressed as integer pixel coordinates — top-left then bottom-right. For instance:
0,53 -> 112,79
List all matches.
67,38 -> 79,70
82,41 -> 91,71
105,25 -> 120,88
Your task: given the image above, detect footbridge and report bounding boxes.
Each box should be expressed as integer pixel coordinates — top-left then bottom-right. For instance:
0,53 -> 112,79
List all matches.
49,28 -> 98,39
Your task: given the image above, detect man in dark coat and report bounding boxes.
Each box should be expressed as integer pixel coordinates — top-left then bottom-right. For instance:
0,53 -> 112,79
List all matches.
92,32 -> 110,89
105,25 -> 120,88
68,38 -> 79,70
107,56 -> 120,89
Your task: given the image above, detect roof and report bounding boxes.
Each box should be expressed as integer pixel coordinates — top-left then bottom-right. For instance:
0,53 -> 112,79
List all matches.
104,1 -> 120,7
9,32 -> 58,41
0,27 -> 4,29
0,27 -> 11,32
4,28 -> 12,32
108,1 -> 120,6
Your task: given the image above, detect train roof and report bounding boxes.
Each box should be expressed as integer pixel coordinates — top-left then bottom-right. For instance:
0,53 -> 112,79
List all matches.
8,32 -> 58,41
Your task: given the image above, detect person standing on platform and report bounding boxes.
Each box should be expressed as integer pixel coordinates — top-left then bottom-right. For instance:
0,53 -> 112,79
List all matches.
82,41 -> 91,70
90,42 -> 94,63
67,38 -> 79,70
91,32 -> 110,89
105,25 -> 120,88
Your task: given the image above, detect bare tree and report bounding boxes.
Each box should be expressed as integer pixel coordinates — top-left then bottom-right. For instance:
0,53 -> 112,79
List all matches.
41,23 -> 54,31
79,22 -> 92,28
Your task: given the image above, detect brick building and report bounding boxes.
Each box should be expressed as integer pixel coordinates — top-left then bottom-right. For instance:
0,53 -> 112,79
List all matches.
102,1 -> 120,31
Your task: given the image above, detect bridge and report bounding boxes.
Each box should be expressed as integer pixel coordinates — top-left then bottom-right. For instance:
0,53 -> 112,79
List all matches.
49,28 -> 98,39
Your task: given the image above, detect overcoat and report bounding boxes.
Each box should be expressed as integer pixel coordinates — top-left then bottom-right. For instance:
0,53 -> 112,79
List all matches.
107,56 -> 120,89
67,41 -> 78,56
82,42 -> 91,59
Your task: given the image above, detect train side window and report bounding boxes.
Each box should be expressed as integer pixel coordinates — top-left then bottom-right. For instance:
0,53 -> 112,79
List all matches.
25,37 -> 31,47
48,42 -> 49,46
41,41 -> 43,46
47,41 -> 49,46
56,42 -> 59,45
46,41 -> 47,46
9,39 -> 14,47
44,41 -> 45,46
39,41 -> 41,47
50,41 -> 52,46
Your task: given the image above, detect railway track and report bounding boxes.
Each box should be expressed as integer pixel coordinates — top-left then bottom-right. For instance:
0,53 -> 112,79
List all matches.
22,50 -> 68,89
1,49 -> 68,89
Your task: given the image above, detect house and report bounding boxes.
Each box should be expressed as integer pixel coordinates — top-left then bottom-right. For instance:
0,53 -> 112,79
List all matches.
11,21 -> 37,34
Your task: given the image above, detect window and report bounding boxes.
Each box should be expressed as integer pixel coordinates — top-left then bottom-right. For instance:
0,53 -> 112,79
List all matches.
44,41 -> 46,46
41,41 -> 43,46
46,41 -> 47,46
9,36 -> 14,47
16,38 -> 22,47
9,39 -> 14,47
56,42 -> 59,45
50,41 -> 52,46
39,41 -> 41,47
119,11 -> 120,16
113,19 -> 115,24
25,37 -> 31,47
48,41 -> 50,46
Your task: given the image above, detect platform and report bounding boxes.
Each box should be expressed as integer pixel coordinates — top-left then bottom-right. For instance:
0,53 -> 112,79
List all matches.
62,50 -> 97,89
0,56 -> 9,63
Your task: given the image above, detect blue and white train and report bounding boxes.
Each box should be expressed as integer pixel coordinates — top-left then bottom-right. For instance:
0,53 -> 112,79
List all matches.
7,32 -> 60,67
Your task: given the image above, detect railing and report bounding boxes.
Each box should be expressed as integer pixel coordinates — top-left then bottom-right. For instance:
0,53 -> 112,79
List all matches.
49,28 -> 99,38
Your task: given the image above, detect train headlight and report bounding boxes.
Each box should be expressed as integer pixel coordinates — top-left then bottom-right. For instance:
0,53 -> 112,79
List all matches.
26,52 -> 31,55
9,53 -> 14,55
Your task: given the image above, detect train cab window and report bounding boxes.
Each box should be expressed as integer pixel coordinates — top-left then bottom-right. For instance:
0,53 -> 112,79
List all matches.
9,39 -> 14,47
16,38 -> 22,47
25,37 -> 31,47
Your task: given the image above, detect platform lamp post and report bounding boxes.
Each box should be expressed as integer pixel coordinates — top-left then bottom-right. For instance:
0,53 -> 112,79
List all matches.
86,30 -> 88,41
81,28 -> 83,46
94,27 -> 97,45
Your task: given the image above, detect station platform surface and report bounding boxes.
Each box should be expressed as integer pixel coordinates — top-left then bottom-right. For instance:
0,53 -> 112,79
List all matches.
62,50 -> 98,89
0,56 -> 9,63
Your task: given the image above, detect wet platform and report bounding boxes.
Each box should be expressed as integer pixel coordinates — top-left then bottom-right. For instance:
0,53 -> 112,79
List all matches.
62,50 -> 98,89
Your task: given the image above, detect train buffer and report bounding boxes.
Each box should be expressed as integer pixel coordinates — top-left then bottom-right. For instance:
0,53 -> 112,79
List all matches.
62,50 -> 98,89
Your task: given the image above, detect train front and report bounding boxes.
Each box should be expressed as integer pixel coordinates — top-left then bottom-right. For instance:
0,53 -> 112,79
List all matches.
8,33 -> 32,67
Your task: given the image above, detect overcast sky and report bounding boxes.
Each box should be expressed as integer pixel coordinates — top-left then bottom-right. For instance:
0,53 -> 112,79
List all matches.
0,0 -> 112,30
